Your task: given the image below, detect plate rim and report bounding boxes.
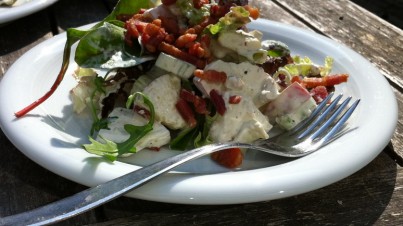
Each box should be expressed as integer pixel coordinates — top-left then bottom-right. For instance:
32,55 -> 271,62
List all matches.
0,0 -> 58,24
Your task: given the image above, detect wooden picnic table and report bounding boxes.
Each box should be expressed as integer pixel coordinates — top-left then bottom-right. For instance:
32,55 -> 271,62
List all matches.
0,0 -> 402,225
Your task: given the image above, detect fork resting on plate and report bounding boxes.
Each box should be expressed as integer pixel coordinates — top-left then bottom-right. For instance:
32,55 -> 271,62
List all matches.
0,93 -> 360,226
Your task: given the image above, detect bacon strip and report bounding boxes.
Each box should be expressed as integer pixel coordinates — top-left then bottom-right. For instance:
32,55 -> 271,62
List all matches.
194,69 -> 227,83
302,74 -> 349,88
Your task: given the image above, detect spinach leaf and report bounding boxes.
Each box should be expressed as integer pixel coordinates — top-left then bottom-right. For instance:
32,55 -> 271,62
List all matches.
104,0 -> 150,21
74,22 -> 154,69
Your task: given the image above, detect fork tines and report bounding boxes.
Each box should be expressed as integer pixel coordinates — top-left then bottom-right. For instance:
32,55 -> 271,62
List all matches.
291,93 -> 360,145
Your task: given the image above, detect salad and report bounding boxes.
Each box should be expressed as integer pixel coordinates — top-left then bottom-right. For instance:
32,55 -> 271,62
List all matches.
15,0 -> 348,168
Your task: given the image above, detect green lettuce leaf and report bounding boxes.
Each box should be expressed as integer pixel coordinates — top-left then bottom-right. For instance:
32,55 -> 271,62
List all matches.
83,92 -> 155,161
205,6 -> 251,35
320,56 -> 334,76
176,0 -> 211,25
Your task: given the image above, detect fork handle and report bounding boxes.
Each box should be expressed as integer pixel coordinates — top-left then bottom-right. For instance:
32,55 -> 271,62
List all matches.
0,143 -> 234,226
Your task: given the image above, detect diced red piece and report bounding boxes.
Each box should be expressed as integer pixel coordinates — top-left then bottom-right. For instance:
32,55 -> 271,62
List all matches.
211,148 -> 243,168
229,95 -> 242,104
310,86 -> 329,104
243,5 -> 260,20
210,89 -> 226,115
179,89 -> 209,114
194,69 -> 227,83
133,105 -> 151,119
176,98 -> 197,127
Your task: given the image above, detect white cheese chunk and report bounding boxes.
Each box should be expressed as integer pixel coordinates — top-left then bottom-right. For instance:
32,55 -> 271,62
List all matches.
140,73 -> 187,129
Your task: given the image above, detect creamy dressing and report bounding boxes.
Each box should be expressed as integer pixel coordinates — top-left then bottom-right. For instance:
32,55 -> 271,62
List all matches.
217,30 -> 267,64
201,60 -> 279,107
209,93 -> 272,143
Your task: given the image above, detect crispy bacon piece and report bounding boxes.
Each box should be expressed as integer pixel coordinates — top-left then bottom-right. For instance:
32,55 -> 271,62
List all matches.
310,86 -> 329,104
210,89 -> 226,115
229,95 -> 242,104
158,42 -> 206,68
176,98 -> 197,127
302,74 -> 349,88
291,75 -> 302,84
211,148 -> 243,168
175,33 -> 198,48
180,89 -> 209,114
194,69 -> 227,83
142,21 -> 168,53
244,5 -> 260,20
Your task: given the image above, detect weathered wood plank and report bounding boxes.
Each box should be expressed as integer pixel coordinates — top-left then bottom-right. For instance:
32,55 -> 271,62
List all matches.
272,0 -> 403,89
270,0 -> 403,159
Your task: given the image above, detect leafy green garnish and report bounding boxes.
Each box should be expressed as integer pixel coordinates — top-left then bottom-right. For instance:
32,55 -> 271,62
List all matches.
89,75 -> 108,135
282,56 -> 334,77
14,0 -> 152,117
169,112 -> 217,150
169,126 -> 200,151
176,0 -> 211,25
262,40 -> 291,58
83,92 -> 155,161
194,114 -> 216,147
320,56 -> 334,76
205,6 -> 251,35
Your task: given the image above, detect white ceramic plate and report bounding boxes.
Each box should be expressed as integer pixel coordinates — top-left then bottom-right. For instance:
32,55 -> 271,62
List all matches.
0,0 -> 58,24
0,19 -> 397,204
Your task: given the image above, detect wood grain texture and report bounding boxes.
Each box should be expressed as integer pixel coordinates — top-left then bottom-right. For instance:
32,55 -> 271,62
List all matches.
273,0 -> 403,88
271,0 -> 403,160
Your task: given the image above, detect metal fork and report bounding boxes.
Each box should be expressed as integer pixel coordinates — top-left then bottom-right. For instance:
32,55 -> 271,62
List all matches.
0,93 -> 360,226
